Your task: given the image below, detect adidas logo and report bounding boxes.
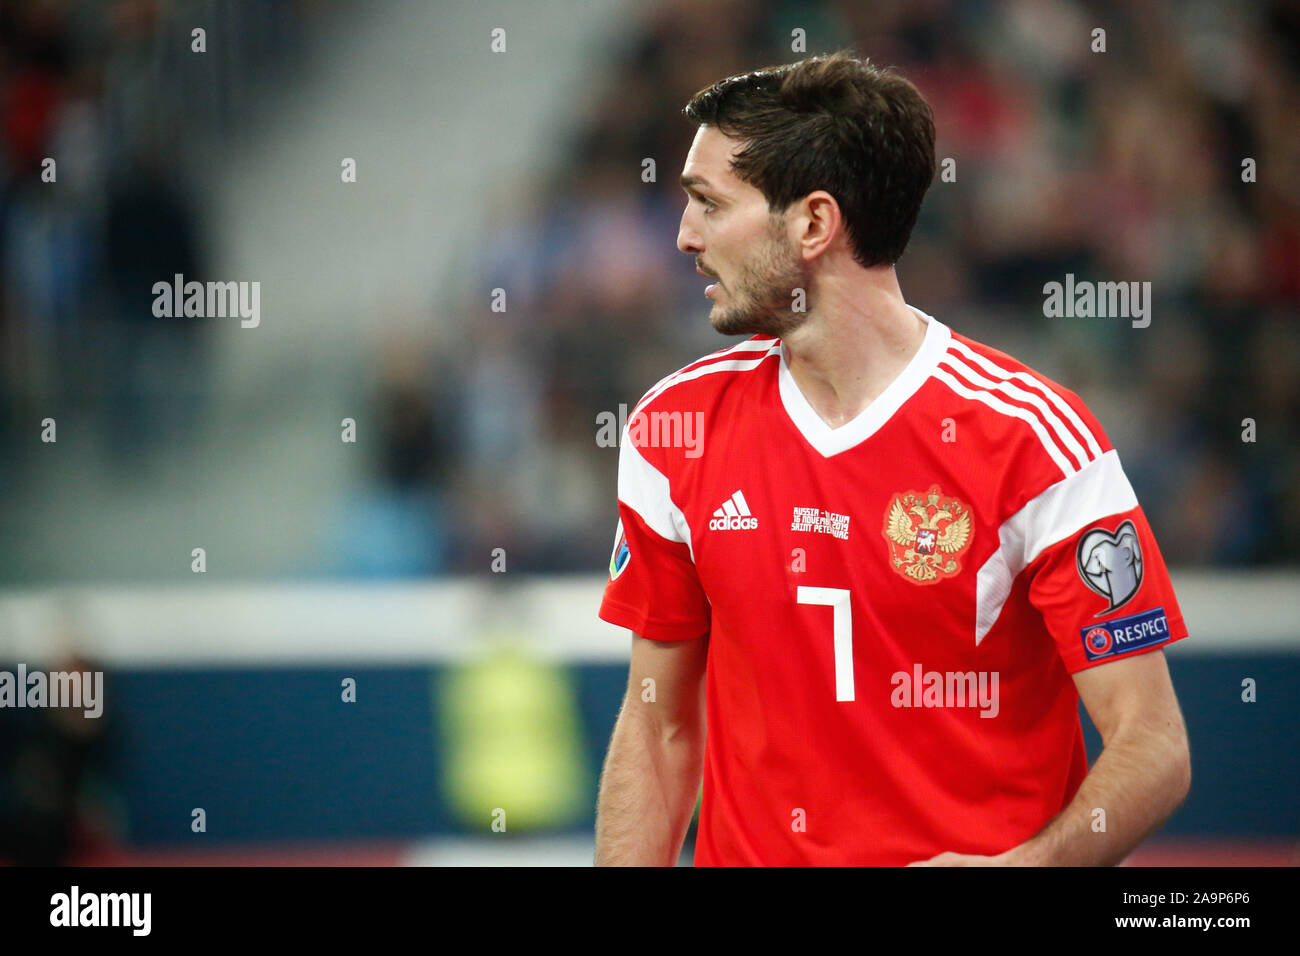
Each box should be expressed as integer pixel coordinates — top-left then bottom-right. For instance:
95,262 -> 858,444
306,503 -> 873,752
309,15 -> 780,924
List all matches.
709,490 -> 758,531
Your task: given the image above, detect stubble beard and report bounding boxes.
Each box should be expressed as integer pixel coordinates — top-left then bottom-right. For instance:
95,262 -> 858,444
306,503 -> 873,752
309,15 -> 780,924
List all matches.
709,219 -> 811,339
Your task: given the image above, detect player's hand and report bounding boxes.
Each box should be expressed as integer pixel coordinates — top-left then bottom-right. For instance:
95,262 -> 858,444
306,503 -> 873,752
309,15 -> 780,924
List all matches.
905,849 -> 1016,866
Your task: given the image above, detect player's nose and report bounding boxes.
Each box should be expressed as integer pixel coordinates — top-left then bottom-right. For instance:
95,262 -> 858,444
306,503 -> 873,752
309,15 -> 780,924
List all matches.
677,206 -> 702,255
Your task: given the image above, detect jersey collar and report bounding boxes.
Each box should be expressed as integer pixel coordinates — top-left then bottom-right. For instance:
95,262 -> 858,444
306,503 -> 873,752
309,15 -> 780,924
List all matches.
776,305 -> 951,458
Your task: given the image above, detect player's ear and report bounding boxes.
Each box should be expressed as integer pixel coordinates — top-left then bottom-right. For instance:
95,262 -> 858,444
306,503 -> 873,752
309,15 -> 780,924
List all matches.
796,191 -> 839,255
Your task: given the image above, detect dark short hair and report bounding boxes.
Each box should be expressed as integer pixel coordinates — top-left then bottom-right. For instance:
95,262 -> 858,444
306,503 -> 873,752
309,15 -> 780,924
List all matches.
683,51 -> 936,268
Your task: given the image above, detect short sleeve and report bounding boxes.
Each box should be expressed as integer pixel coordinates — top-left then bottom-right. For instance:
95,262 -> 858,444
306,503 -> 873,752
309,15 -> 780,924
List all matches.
1024,458 -> 1188,674
597,425 -> 710,642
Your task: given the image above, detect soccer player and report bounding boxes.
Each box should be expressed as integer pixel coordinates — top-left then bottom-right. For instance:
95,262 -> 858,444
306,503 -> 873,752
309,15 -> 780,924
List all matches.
593,52 -> 1191,866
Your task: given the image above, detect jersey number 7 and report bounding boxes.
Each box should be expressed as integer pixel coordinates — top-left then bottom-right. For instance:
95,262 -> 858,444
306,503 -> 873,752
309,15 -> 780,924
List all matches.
797,586 -> 854,702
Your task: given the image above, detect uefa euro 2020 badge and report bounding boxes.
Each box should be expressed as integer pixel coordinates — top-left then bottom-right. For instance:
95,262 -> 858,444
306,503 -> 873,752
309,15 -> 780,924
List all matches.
1074,519 -> 1172,661
1076,519 -> 1143,614
609,519 -> 631,581
881,485 -> 974,584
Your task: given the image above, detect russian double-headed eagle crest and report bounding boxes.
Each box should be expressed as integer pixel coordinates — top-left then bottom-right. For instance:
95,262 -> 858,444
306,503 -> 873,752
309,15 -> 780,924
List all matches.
882,485 -> 974,584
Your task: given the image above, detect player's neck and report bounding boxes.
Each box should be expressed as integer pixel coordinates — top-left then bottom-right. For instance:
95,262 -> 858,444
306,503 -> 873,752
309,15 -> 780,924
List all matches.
780,270 -> 926,430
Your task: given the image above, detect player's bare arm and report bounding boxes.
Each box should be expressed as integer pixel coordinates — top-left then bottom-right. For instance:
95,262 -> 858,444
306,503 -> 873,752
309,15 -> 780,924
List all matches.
594,633 -> 708,866
911,649 -> 1191,866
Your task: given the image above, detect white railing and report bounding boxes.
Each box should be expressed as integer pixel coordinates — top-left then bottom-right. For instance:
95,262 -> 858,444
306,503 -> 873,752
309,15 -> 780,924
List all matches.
0,571 -> 1296,667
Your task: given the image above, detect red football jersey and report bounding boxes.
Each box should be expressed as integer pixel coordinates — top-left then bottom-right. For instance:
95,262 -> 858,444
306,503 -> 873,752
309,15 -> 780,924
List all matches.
599,305 -> 1188,866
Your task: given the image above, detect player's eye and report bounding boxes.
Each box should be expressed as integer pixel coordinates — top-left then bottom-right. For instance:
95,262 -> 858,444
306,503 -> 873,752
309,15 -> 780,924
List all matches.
698,196 -> 717,213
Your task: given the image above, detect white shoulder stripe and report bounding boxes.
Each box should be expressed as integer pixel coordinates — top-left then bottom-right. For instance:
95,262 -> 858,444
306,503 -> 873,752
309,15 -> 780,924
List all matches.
639,338 -> 777,400
933,367 -> 1076,477
633,340 -> 781,416
974,449 -> 1138,645
617,424 -> 695,559
947,340 -> 1102,459
717,338 -> 780,354
939,352 -> 1089,472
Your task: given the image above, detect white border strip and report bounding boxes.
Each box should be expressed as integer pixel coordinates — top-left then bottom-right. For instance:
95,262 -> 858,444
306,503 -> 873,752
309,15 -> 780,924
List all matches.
0,573 -> 1294,667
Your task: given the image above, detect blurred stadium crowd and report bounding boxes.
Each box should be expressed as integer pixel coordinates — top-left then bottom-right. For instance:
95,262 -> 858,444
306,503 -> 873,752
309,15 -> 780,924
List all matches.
0,0 -> 313,473
2,0 -> 1298,581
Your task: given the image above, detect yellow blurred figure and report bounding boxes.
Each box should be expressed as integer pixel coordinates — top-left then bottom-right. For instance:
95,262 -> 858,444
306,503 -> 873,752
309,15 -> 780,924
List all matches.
437,640 -> 589,831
